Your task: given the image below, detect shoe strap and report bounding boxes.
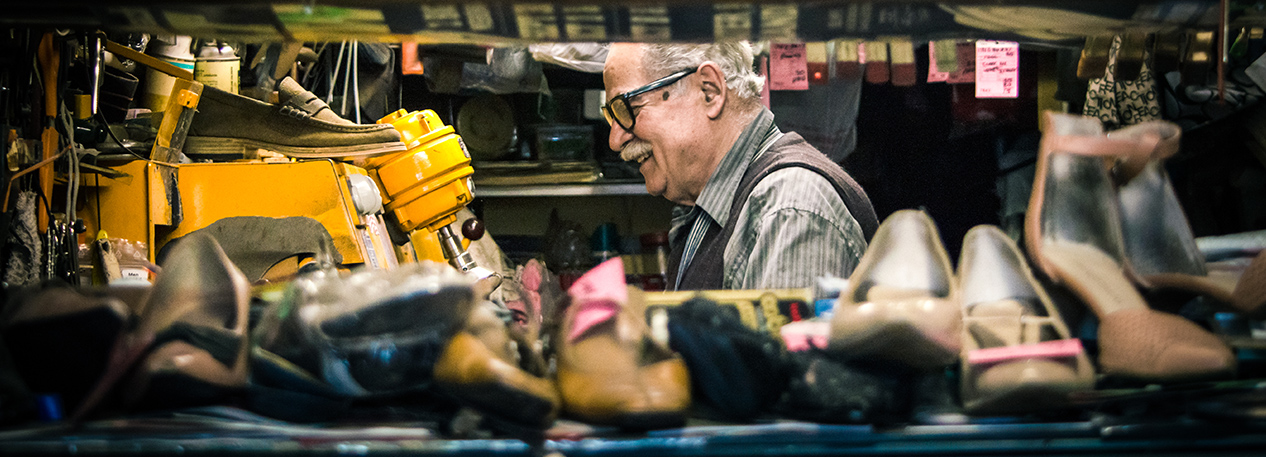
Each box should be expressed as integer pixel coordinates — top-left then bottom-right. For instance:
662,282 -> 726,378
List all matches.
1106,121 -> 1182,181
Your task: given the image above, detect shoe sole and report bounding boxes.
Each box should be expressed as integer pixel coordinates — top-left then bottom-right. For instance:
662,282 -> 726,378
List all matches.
186,136 -> 407,159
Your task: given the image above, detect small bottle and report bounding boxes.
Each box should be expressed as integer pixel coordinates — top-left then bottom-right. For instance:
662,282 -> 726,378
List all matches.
639,231 -> 670,291
590,223 -> 621,266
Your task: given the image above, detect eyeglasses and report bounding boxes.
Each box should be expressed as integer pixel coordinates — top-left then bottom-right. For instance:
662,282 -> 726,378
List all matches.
602,67 -> 697,131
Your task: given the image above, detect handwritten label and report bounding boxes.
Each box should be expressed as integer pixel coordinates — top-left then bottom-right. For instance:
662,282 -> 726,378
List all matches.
760,4 -> 798,40
770,42 -> 809,91
948,41 -> 976,83
465,4 -> 495,32
975,40 -> 1019,98
927,41 -> 948,82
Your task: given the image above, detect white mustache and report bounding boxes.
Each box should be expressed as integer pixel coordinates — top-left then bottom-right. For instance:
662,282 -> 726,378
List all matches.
620,141 -> 652,163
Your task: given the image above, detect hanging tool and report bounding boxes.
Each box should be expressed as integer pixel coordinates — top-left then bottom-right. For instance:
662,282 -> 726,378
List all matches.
37,32 -> 59,233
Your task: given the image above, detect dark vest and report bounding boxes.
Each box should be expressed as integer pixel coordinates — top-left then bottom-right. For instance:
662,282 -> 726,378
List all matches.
666,133 -> 878,291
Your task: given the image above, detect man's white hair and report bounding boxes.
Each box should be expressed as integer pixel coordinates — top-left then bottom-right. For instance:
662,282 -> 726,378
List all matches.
641,42 -> 764,104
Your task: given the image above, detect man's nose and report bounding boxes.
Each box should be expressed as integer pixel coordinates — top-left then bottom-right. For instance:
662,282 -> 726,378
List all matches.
608,121 -> 634,153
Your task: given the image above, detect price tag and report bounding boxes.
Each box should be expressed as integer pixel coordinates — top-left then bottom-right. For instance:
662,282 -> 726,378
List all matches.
975,40 -> 1019,98
927,41 -> 948,82
770,42 -> 809,91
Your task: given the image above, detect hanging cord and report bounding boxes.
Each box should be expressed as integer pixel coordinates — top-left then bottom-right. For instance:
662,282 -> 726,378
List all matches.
341,42 -> 353,118
352,40 -> 361,123
329,41 -> 347,107
59,99 -> 79,228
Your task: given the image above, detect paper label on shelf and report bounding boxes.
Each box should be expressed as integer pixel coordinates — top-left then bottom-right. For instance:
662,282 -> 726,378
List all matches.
465,4 -> 495,32
760,4 -> 798,40
770,42 -> 809,91
948,40 -> 976,84
515,4 -> 560,40
563,5 -> 607,40
975,40 -> 1019,98
421,5 -> 464,30
714,4 -> 753,41
630,6 -> 672,42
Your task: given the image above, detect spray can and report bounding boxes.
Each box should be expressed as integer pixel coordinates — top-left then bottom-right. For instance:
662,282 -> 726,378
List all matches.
195,40 -> 240,94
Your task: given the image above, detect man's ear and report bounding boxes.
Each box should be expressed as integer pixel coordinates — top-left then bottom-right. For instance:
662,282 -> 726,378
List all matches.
697,62 -> 726,119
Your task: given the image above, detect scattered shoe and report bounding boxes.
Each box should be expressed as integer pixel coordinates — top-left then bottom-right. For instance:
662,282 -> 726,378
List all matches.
433,302 -> 560,428
73,233 -> 251,420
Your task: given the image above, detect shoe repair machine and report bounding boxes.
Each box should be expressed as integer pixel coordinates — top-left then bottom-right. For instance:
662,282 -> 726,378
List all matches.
83,39 -> 481,284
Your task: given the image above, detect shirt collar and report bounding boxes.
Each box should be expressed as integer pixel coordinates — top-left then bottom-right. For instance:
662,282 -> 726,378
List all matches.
693,108 -> 779,227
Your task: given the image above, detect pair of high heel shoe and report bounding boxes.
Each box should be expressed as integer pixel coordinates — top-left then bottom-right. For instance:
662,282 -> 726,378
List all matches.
828,210 -> 1095,414
1027,112 -> 1265,383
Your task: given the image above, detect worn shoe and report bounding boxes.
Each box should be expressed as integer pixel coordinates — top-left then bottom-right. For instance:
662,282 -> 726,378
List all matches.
828,209 -> 961,370
555,258 -> 691,429
1111,121 -> 1266,316
73,233 -> 252,420
432,302 -> 560,428
186,77 -> 405,159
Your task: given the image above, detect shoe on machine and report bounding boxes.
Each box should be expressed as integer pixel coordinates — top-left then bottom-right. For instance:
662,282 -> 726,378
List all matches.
186,77 -> 406,159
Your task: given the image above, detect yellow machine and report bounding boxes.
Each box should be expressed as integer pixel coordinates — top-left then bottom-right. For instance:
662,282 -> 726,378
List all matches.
367,109 -> 477,271
84,107 -> 479,283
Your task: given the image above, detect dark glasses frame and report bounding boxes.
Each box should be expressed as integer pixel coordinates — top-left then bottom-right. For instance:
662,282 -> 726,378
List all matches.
602,67 -> 698,131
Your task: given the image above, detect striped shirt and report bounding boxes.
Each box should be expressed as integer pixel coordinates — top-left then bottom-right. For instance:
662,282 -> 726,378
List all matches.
671,109 -> 867,290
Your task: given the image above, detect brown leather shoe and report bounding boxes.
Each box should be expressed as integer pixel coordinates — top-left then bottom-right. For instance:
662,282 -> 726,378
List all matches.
554,259 -> 690,428
74,233 -> 250,420
433,303 -> 560,428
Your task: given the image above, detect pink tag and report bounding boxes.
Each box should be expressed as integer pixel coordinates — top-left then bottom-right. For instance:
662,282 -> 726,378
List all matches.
779,320 -> 830,352
927,42 -> 948,83
770,42 -> 809,91
975,40 -> 1019,98
568,301 -> 621,341
401,42 -> 424,75
566,258 -> 628,341
967,339 -> 1084,365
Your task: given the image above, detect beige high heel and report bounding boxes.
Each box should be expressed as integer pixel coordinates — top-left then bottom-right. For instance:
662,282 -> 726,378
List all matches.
1026,111 -> 1235,383
1109,121 -> 1266,317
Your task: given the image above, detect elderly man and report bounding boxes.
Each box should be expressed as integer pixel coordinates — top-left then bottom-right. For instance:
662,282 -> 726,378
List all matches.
603,42 -> 879,290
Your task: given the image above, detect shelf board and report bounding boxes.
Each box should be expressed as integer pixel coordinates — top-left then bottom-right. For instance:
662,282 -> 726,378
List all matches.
474,182 -> 649,197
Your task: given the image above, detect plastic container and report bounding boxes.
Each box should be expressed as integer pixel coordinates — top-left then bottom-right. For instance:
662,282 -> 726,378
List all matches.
534,124 -> 594,162
142,35 -> 195,112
